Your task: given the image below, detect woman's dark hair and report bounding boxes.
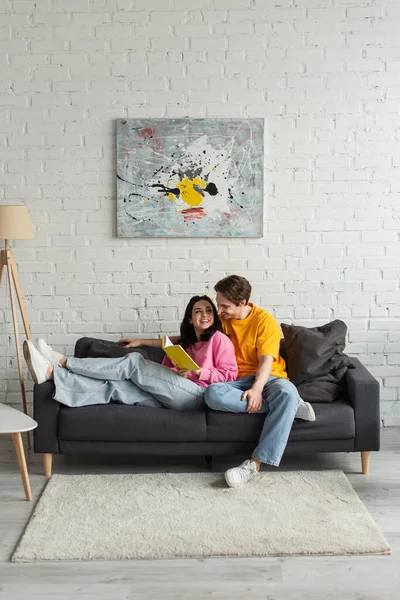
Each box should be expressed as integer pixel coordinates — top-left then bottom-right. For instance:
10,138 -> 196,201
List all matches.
178,295 -> 222,349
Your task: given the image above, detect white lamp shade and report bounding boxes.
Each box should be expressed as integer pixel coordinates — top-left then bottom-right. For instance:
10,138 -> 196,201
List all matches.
0,205 -> 34,240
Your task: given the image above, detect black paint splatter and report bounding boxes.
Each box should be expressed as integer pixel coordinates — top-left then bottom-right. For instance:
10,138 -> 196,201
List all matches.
151,184 -> 180,197
205,182 -> 218,196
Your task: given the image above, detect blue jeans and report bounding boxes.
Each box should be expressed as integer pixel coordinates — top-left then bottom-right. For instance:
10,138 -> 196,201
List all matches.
204,376 -> 300,467
53,353 -> 205,410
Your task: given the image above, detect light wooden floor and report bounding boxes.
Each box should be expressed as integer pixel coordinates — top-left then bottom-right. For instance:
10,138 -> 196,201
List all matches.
0,429 -> 399,600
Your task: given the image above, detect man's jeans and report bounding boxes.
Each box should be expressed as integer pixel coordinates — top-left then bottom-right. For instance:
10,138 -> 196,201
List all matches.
204,376 -> 300,467
53,353 -> 205,410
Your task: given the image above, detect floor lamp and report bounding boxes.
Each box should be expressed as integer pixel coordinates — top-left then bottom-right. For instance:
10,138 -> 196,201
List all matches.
0,205 -> 34,447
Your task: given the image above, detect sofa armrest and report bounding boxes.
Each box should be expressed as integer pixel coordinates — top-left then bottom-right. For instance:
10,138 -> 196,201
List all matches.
33,380 -> 60,454
345,358 -> 380,451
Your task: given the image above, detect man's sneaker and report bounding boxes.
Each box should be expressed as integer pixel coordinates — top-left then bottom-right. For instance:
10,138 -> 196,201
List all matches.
295,400 -> 316,422
36,338 -> 63,367
23,340 -> 51,385
225,459 -> 259,489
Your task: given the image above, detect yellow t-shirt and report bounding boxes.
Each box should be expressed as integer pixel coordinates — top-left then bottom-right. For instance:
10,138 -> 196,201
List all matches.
221,303 -> 288,380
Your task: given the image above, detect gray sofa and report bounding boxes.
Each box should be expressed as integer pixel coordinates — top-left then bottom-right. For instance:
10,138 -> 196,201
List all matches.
33,338 -> 380,478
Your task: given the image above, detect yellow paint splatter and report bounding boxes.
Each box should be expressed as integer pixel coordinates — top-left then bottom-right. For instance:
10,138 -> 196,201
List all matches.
175,177 -> 206,207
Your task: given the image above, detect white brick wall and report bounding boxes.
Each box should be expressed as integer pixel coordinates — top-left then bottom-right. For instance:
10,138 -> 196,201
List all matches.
1,0 -> 399,425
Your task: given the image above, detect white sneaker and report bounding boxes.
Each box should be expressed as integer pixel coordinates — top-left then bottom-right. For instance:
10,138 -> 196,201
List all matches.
225,459 -> 259,489
295,400 -> 316,422
23,340 -> 51,385
36,338 -> 63,367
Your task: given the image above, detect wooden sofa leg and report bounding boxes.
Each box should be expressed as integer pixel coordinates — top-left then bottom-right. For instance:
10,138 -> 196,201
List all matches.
361,451 -> 370,475
43,453 -> 53,478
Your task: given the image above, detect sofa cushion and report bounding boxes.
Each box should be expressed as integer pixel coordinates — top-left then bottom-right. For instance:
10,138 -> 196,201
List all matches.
74,337 -> 165,364
206,400 -> 355,443
74,337 -> 148,360
280,320 -> 353,403
88,340 -> 149,360
59,404 -> 208,443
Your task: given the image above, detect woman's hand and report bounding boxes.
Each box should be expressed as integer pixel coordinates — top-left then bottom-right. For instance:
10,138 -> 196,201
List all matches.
177,369 -> 201,378
119,338 -> 143,348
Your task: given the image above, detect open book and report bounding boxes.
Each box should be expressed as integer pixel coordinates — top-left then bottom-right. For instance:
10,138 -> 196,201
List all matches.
162,335 -> 200,371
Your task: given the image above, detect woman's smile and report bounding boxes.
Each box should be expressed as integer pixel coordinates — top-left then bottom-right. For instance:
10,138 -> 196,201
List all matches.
190,300 -> 215,338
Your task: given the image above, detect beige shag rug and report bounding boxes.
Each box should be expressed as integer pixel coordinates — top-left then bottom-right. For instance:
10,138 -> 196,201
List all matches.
12,471 -> 390,562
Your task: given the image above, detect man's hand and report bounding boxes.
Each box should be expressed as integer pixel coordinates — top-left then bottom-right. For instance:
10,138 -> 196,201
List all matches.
242,387 -> 263,413
119,338 -> 142,348
241,355 -> 273,413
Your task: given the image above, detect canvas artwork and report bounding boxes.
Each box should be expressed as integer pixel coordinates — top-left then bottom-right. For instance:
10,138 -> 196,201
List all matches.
116,118 -> 264,237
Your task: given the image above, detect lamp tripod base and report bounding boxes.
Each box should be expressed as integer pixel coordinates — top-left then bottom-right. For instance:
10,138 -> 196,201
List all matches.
0,247 -> 32,449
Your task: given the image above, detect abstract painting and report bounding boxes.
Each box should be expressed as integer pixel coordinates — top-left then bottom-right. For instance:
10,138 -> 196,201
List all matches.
116,118 -> 264,237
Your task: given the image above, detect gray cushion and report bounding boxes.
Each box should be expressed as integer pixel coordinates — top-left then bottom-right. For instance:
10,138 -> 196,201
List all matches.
206,400 -> 355,443
281,320 -> 353,403
74,337 -> 145,359
88,340 -> 148,360
58,404 -> 208,442
74,337 -> 165,363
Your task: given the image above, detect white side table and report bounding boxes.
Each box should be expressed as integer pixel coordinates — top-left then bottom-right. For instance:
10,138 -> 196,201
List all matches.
0,403 -> 37,501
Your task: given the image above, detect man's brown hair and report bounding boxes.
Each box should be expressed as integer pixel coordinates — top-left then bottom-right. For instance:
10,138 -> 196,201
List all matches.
214,275 -> 252,305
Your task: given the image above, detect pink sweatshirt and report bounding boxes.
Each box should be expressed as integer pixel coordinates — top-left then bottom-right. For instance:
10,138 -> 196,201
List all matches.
161,330 -> 238,388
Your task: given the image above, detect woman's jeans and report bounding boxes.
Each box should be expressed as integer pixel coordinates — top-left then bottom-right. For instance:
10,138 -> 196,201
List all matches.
204,376 -> 300,467
53,353 -> 205,410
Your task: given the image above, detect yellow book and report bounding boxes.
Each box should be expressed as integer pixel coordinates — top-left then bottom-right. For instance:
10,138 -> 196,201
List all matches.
162,335 -> 200,371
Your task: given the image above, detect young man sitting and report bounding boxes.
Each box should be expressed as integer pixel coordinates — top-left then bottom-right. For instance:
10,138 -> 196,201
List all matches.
205,275 -> 315,488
